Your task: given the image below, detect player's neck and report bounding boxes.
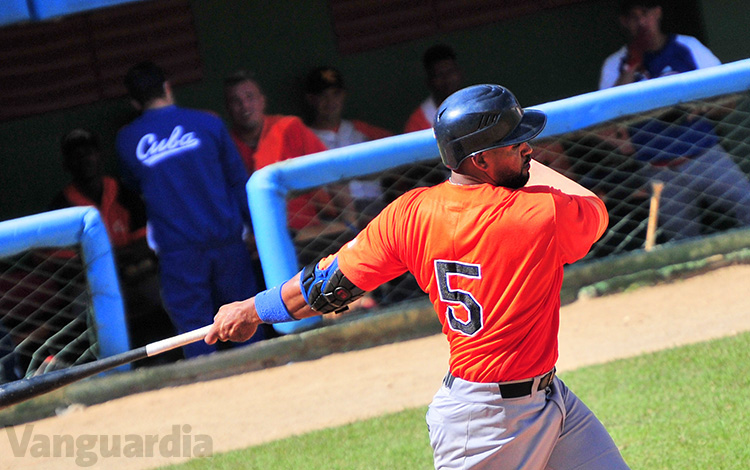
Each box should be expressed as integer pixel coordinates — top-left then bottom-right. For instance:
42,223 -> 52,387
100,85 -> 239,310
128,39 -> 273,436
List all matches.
448,172 -> 483,186
143,97 -> 173,111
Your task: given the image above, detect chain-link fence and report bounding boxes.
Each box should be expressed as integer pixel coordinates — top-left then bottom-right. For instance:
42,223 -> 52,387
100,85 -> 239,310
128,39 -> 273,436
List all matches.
0,248 -> 98,384
0,207 -> 129,385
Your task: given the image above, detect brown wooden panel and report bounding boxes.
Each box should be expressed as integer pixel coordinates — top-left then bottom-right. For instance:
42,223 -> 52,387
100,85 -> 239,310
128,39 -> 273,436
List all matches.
88,0 -> 201,98
0,0 -> 201,122
330,0 -> 437,54
329,0 -> 593,54
435,0 -> 540,30
0,16 -> 98,121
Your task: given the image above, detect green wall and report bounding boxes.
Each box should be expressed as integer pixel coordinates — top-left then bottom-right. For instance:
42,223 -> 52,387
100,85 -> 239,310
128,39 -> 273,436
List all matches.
0,0 -> 747,222
701,0 -> 750,63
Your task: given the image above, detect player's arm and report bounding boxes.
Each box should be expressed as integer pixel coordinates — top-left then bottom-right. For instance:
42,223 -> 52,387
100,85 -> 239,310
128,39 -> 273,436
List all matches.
205,255 -> 365,344
526,159 -> 609,239
527,159 -> 598,198
204,274 -> 311,344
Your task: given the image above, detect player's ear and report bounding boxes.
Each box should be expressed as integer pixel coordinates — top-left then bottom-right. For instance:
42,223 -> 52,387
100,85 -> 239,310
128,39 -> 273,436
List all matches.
471,152 -> 489,170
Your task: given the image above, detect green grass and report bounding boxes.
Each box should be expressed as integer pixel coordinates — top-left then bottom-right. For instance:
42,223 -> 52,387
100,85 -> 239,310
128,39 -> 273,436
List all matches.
565,331 -> 750,469
160,332 -> 750,470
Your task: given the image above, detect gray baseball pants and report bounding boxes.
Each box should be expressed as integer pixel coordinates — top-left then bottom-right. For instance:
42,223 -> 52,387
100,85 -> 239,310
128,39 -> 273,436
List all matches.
426,372 -> 630,469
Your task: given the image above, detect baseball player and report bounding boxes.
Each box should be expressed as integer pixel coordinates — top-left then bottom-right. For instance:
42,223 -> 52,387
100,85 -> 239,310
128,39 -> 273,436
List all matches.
206,84 -> 631,469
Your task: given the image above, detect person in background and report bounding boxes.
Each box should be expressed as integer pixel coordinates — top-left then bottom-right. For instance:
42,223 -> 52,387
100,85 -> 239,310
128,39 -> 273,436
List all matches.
383,44 -> 462,206
303,65 -> 393,226
403,43 -> 463,133
223,70 -> 341,234
49,128 -> 182,367
116,61 -> 269,359
599,0 -> 720,89
303,65 -> 394,311
599,0 -> 750,240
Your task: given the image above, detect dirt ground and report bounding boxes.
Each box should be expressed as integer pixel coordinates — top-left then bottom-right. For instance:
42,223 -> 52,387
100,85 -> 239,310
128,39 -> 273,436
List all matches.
2,264 -> 750,470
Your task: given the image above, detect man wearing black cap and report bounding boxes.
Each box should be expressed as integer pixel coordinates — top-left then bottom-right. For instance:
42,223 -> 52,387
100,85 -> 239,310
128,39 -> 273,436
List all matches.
206,84 -> 630,469
303,65 -> 393,225
303,66 -> 393,150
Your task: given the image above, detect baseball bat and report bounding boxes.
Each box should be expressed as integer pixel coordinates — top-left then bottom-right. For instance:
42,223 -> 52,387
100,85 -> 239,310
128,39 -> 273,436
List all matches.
644,180 -> 665,251
0,325 -> 211,410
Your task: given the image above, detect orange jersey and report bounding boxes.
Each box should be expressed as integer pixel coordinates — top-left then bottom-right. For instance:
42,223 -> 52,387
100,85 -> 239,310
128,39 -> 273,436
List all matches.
230,115 -> 327,173
336,180 -> 607,383
403,107 -> 432,134
351,120 -> 393,141
231,115 -> 331,230
59,177 -> 147,248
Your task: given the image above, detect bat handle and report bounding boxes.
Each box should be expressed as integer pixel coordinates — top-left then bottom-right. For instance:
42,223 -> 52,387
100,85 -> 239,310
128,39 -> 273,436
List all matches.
145,325 -> 211,357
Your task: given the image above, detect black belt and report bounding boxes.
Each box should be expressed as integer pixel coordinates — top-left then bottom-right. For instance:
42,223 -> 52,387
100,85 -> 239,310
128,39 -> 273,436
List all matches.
443,368 -> 556,399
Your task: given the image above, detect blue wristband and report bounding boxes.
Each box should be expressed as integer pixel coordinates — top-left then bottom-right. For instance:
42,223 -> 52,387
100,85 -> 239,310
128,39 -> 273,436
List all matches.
255,284 -> 296,323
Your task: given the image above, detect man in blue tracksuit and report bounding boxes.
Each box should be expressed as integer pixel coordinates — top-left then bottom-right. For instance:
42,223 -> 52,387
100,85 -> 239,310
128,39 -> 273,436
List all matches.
116,61 -> 268,358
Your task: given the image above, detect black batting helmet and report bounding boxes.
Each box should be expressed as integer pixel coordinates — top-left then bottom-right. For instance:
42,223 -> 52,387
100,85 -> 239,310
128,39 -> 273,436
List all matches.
433,84 -> 547,170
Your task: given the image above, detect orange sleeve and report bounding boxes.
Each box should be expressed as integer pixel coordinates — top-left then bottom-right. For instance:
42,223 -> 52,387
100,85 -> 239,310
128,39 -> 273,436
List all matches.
258,116 -> 328,230
285,117 -> 327,157
336,197 -> 409,291
254,116 -> 284,170
553,191 -> 609,264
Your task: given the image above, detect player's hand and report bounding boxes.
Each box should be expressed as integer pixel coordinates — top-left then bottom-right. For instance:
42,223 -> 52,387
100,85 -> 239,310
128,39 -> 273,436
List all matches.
205,297 -> 260,344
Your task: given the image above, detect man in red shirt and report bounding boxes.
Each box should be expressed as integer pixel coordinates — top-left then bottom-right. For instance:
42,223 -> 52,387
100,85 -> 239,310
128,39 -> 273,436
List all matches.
399,44 -> 461,206
404,43 -> 463,134
207,85 -> 630,469
223,71 -> 334,232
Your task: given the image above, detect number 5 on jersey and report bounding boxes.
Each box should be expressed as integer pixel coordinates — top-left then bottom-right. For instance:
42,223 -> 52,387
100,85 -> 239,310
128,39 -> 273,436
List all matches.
434,260 -> 484,336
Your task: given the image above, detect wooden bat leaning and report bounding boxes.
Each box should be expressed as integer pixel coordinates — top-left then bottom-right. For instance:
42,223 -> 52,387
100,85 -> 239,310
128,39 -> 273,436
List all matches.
0,325 -> 211,410
644,180 -> 665,251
